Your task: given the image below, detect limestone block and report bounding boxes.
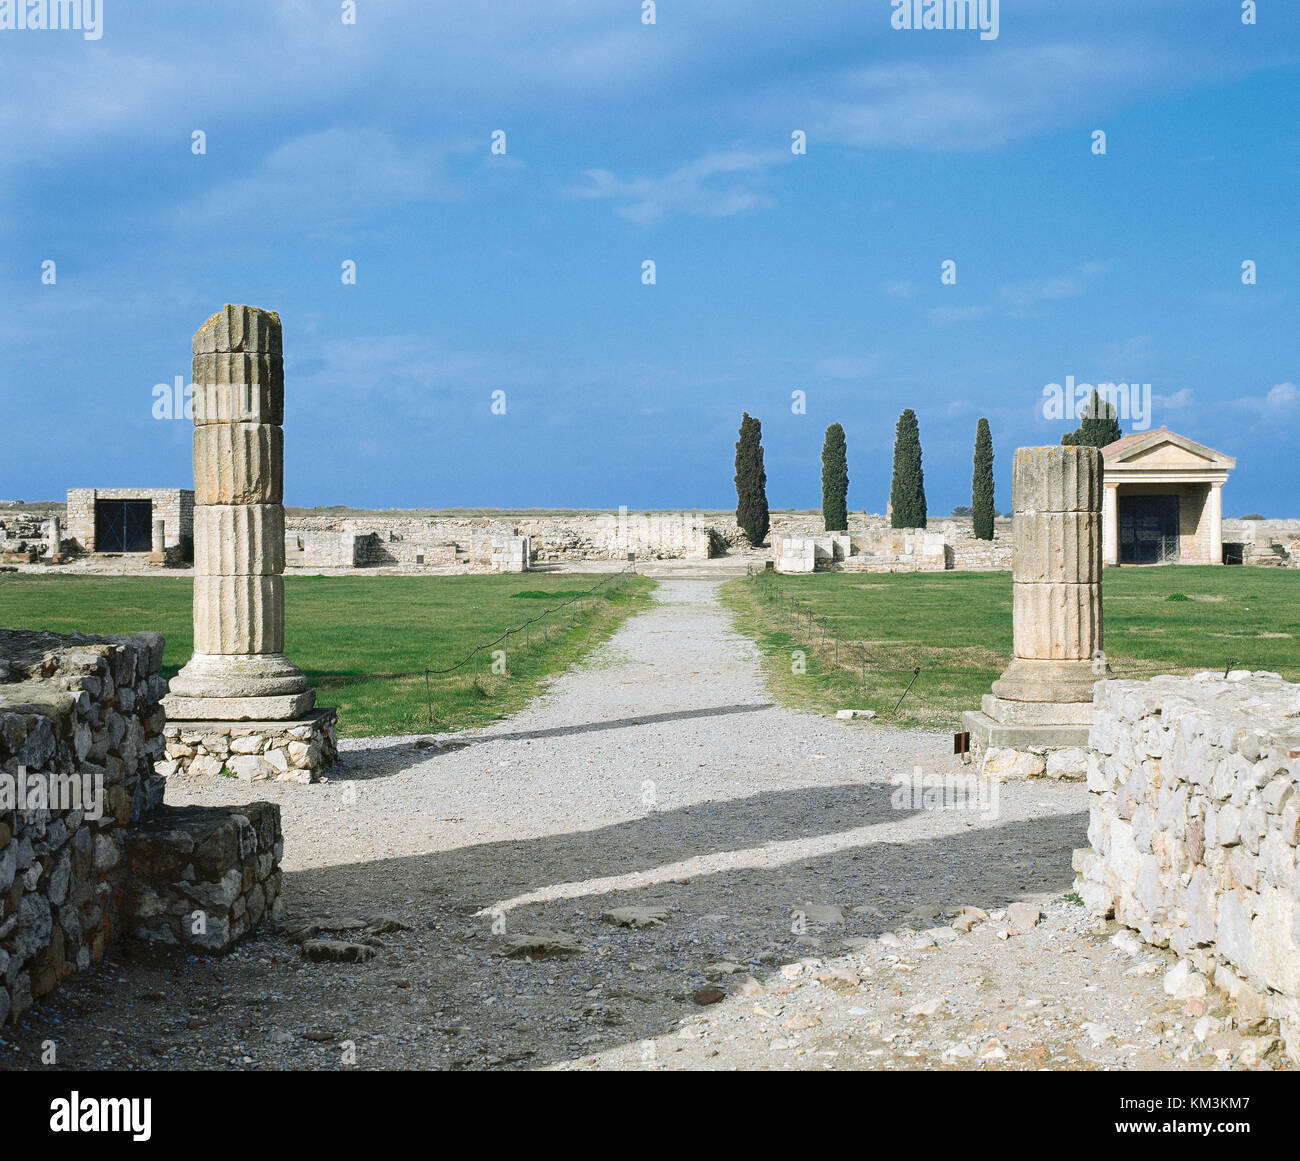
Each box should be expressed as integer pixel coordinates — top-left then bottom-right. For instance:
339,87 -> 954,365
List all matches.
193,424 -> 283,506
1011,445 -> 1102,515
1011,512 -> 1101,585
191,353 -> 285,426
193,304 -> 283,356
191,575 -> 285,654
193,505 -> 285,576
980,747 -> 1045,780
1012,583 -> 1102,661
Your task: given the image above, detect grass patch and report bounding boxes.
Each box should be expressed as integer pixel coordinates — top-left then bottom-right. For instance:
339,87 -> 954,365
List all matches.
720,566 -> 1300,730
0,571 -> 656,737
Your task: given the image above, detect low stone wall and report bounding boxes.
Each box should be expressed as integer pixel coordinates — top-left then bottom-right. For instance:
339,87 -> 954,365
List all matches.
0,629 -> 168,1022
1075,672 -> 1300,1062
124,802 -> 282,950
0,628 -> 283,1024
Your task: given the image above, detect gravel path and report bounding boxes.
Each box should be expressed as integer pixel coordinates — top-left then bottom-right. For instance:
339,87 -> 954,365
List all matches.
1,579 -> 1281,1070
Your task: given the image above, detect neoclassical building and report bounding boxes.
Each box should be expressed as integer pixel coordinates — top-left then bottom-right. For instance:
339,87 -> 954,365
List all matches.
1101,428 -> 1236,565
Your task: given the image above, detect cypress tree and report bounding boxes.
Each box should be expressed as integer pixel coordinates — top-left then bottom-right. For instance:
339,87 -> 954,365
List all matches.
971,417 -> 995,540
734,412 -> 770,547
820,423 -> 849,531
889,409 -> 927,529
1062,389 -> 1123,448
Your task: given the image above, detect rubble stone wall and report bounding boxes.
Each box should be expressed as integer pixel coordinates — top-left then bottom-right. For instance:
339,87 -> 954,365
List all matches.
0,629 -> 282,1024
0,629 -> 169,1022
1075,672 -> 1300,1061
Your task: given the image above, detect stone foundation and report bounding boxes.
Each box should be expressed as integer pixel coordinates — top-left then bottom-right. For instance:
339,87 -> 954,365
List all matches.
1074,672 -> 1300,1063
124,802 -> 282,949
160,708 -> 337,784
0,628 -> 282,1025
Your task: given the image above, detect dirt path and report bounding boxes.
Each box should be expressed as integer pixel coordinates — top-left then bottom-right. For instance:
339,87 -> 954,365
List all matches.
0,579 -> 1279,1070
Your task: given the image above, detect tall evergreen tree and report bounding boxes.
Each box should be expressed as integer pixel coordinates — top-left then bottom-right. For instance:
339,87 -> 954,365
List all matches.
820,423 -> 849,531
889,409 -> 927,529
1061,389 -> 1123,448
971,417 -> 995,540
734,412 -> 770,547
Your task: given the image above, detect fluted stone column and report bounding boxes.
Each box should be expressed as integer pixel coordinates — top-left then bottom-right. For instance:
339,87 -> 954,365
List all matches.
991,445 -> 1106,705
963,446 -> 1108,763
165,306 -> 314,721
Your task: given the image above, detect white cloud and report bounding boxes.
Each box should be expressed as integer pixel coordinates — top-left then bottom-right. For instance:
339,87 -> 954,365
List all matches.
567,148 -> 785,224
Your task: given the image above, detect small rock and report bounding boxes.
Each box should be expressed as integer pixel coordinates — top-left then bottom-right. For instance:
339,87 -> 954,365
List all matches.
951,906 -> 988,933
1163,960 -> 1208,1000
692,986 -> 726,1006
500,931 -> 583,958
601,906 -> 669,929
1006,903 -> 1041,931
302,940 -> 377,964
1110,930 -> 1143,956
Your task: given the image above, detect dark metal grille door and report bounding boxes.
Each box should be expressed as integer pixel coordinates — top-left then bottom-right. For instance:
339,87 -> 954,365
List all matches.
94,500 -> 153,552
1118,494 -> 1180,565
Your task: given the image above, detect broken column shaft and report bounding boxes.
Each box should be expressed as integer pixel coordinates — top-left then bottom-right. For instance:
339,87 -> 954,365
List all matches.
165,305 -> 313,720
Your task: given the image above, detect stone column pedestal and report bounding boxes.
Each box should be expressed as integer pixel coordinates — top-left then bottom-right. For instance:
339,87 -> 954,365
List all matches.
163,307 -> 331,781
963,446 -> 1109,779
148,517 -> 166,564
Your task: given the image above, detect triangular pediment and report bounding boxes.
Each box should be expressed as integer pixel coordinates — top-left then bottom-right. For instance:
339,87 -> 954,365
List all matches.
1103,430 -> 1234,469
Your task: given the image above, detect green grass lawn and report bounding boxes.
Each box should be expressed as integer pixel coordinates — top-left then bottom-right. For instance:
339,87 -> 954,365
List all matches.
721,566 -> 1300,730
0,571 -> 656,736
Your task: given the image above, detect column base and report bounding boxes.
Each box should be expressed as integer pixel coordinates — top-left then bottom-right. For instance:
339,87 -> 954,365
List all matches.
990,657 -> 1107,703
166,652 -> 312,721
159,708 -> 337,784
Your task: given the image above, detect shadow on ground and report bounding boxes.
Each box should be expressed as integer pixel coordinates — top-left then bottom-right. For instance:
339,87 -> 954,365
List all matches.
0,781 -> 1087,1071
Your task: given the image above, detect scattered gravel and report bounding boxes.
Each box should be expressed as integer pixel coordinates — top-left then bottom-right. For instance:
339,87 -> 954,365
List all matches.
0,579 -> 1285,1070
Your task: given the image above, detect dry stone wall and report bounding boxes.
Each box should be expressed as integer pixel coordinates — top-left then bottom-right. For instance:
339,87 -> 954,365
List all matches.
1075,672 -> 1300,1062
0,629 -> 282,1024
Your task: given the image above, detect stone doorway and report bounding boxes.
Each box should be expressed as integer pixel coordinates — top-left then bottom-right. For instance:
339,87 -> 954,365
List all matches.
94,498 -> 153,552
1118,493 -> 1179,564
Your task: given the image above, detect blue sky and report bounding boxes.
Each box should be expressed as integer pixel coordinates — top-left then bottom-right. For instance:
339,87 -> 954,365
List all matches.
1,0 -> 1297,515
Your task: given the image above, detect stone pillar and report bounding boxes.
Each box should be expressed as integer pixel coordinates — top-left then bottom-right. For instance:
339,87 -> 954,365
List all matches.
992,446 -> 1105,704
962,446 -> 1108,776
165,306 -> 314,721
1103,483 -> 1119,567
148,517 -> 166,564
45,516 -> 61,560
1208,482 -> 1223,565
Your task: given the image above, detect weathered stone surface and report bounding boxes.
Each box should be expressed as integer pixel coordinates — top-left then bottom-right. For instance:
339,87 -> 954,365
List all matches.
601,906 -> 669,928
163,692 -> 316,723
499,931 -> 583,958
168,305 -> 317,727
980,747 -> 1046,780
302,940 -> 377,964
1076,672 -> 1300,1063
968,445 -> 1107,770
193,505 -> 285,575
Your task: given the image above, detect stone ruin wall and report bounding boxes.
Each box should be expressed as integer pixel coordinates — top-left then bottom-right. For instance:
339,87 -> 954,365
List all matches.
0,513 -> 58,563
282,511 -> 723,569
64,488 -> 194,556
1075,672 -> 1300,1062
0,630 -> 282,1025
